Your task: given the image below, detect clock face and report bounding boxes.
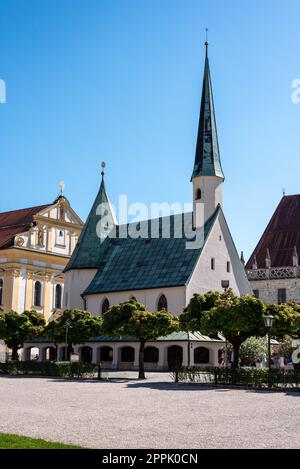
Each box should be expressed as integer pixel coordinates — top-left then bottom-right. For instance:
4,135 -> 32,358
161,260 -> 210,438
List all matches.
16,236 -> 24,247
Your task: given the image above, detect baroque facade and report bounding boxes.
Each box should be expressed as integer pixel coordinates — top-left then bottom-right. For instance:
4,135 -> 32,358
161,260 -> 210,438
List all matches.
246,195 -> 300,304
0,196 -> 83,321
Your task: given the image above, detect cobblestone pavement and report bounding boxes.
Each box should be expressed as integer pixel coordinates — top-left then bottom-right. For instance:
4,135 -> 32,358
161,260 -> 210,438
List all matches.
0,373 -> 299,449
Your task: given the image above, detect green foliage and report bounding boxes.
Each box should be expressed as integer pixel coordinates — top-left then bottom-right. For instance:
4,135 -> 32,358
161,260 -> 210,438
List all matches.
102,299 -> 179,341
172,366 -> 300,389
239,337 -> 267,366
268,302 -> 300,340
45,309 -> 102,345
201,292 -> 266,367
179,291 -> 222,332
0,311 -> 46,359
102,299 -> 179,378
0,361 -> 95,378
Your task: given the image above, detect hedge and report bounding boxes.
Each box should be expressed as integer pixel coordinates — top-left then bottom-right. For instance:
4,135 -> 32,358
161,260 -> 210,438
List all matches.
171,366 -> 300,389
0,361 -> 96,378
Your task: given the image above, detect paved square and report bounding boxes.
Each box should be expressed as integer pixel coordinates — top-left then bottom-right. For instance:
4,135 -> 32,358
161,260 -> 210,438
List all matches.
0,374 -> 299,449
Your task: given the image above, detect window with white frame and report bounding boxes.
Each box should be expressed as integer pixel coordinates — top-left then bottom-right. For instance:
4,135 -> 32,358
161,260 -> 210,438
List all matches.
34,281 -> 42,307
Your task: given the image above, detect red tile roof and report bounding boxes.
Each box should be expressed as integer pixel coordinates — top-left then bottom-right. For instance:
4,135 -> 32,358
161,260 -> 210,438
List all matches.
246,195 -> 300,269
0,204 -> 51,250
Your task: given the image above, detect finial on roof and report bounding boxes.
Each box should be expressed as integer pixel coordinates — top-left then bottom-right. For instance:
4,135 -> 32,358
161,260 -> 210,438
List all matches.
282,187 -> 286,197
293,246 -> 298,267
205,28 -> 209,56
59,180 -> 65,197
265,248 -> 271,268
240,251 -> 245,266
101,161 -> 106,179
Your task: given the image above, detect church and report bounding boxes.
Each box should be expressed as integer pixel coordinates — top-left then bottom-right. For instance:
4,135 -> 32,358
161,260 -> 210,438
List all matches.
24,44 -> 252,369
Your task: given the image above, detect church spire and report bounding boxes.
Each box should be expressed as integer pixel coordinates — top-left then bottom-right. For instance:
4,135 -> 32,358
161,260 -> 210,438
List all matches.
192,40 -> 224,180
64,162 -> 117,272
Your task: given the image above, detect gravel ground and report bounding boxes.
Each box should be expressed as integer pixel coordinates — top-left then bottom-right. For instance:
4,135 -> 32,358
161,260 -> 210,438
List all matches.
0,373 -> 299,449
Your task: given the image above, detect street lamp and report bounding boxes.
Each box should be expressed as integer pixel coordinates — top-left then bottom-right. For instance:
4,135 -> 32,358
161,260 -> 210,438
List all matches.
264,313 -> 275,386
64,319 -> 72,361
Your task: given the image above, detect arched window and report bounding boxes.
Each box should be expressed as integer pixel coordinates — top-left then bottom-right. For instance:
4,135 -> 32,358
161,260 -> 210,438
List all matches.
194,347 -> 210,364
34,281 -> 42,307
157,294 -> 168,311
55,284 -> 62,309
121,347 -> 135,362
0,279 -> 3,305
144,346 -> 159,363
196,188 -> 202,200
101,298 -> 110,315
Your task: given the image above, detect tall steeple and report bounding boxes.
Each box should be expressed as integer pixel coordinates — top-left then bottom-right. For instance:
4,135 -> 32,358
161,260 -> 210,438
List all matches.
64,162 -> 117,272
192,39 -> 224,226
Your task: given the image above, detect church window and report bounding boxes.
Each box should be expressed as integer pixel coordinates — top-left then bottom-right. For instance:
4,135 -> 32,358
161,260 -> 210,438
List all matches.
34,281 -> 42,307
227,261 -> 231,273
278,288 -> 286,304
101,298 -> 110,315
194,347 -> 210,364
196,189 -> 202,200
211,258 -> 215,270
55,284 -> 62,309
157,294 -> 168,311
0,278 -> 3,305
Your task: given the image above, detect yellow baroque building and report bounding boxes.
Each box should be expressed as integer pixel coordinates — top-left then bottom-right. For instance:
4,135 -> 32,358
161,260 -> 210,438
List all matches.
0,196 -> 83,322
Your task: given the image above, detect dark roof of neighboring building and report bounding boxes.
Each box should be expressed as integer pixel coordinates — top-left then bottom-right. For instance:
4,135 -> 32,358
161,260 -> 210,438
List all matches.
83,206 -> 220,295
191,45 -> 224,180
0,204 -> 51,249
246,195 -> 300,269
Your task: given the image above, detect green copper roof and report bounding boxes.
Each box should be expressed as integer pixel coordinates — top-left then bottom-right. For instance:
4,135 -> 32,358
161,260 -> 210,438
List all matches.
84,206 -> 220,295
192,46 -> 224,180
64,176 -> 116,272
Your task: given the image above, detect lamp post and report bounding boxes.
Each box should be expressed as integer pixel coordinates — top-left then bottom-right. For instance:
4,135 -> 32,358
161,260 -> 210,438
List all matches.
64,319 -> 72,361
264,313 -> 275,387
221,281 -> 230,367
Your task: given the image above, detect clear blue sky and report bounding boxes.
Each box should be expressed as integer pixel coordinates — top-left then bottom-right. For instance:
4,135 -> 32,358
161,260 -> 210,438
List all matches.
0,0 -> 299,260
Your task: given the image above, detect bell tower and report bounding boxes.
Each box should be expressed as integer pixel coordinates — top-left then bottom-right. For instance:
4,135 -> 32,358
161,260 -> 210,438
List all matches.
192,40 -> 224,227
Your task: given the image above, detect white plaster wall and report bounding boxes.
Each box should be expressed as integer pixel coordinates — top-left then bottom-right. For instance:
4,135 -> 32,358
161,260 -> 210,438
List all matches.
193,176 -> 223,224
51,227 -> 70,255
86,286 -> 186,316
187,211 -> 251,302
64,269 -> 98,310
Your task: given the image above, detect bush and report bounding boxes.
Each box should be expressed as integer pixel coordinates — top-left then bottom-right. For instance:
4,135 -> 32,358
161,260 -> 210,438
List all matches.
0,361 -> 96,378
171,366 -> 300,389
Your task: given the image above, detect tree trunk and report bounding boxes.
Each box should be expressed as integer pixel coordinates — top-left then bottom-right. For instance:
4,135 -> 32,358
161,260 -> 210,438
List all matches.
12,346 -> 19,361
232,344 -> 240,368
139,339 -> 146,379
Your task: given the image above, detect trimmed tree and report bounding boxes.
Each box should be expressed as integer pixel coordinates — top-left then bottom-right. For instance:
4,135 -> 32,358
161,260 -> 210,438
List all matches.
0,310 -> 46,360
267,302 -> 300,340
101,299 -> 179,379
201,293 -> 266,368
45,309 -> 103,360
179,291 -> 222,332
